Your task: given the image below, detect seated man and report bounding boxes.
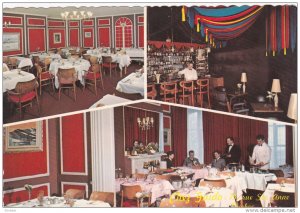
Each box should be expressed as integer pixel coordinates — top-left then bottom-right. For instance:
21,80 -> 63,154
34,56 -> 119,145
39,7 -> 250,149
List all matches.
211,151 -> 226,171
166,151 -> 175,169
174,63 -> 198,81
183,150 -> 200,167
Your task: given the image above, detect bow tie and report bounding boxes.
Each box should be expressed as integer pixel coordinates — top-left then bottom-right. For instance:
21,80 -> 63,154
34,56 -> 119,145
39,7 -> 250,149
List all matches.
229,145 -> 233,147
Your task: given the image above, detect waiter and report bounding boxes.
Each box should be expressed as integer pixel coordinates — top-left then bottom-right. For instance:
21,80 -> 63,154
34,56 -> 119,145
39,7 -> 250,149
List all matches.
174,63 -> 198,81
249,134 -> 271,170
224,137 -> 241,165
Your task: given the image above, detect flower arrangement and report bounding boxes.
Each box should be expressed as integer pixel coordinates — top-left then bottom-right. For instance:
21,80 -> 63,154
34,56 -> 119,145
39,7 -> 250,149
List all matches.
145,142 -> 159,154
24,184 -> 32,192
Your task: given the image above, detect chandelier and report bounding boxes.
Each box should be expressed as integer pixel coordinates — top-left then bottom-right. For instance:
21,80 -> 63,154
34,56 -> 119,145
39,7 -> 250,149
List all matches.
61,11 -> 93,20
137,117 -> 154,130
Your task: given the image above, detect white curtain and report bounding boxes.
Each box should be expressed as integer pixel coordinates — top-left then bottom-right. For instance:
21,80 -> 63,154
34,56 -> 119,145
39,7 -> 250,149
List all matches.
90,108 -> 115,194
159,112 -> 164,152
187,108 -> 204,163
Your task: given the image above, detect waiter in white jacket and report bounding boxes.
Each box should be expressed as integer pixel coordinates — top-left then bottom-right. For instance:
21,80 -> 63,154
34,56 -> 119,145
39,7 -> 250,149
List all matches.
176,63 -> 198,81
249,134 -> 271,170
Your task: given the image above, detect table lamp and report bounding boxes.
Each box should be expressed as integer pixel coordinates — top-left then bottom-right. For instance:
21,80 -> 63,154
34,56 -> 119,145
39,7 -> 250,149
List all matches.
241,72 -> 247,93
271,79 -> 281,108
287,93 -> 297,123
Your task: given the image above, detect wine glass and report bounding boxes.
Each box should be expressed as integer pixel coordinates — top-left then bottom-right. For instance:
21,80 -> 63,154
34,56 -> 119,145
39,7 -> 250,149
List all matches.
207,184 -> 213,193
63,193 -> 70,205
125,174 -> 130,182
69,199 -> 75,207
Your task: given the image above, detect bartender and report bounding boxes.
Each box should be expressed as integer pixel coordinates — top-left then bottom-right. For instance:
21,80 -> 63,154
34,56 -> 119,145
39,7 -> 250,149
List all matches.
173,63 -> 198,81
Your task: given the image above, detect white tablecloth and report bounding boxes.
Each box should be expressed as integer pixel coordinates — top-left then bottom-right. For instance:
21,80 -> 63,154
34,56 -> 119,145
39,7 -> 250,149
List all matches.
3,63 -> 9,71
3,69 -> 35,92
49,58 -> 90,88
31,53 -> 61,61
115,178 -> 174,204
260,183 -> 295,207
116,72 -> 144,96
89,94 -> 131,108
10,56 -> 33,68
176,167 -> 209,181
236,172 -> 277,191
125,48 -> 144,60
176,186 -> 237,207
6,197 -> 111,208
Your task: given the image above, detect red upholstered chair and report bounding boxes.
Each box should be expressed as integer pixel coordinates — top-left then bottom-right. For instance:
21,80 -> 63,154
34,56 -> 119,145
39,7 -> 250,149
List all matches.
102,56 -> 118,77
65,189 -> 85,199
83,63 -> 104,95
89,191 -> 114,207
89,56 -> 98,65
35,64 -> 55,95
83,54 -> 91,61
160,82 -> 178,103
147,84 -> 157,100
196,79 -> 211,108
178,80 -> 195,106
8,57 -> 18,69
57,67 -> 77,101
7,78 -> 40,119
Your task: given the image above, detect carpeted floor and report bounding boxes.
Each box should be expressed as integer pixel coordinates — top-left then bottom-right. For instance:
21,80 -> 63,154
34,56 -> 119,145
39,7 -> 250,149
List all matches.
3,62 -> 143,124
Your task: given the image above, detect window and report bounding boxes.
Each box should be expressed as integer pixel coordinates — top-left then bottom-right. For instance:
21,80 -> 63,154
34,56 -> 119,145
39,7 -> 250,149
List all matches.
115,17 -> 133,48
268,122 -> 286,168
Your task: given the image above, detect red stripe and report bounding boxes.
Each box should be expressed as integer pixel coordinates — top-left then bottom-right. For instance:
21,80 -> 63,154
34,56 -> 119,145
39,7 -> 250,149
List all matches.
285,6 -> 290,48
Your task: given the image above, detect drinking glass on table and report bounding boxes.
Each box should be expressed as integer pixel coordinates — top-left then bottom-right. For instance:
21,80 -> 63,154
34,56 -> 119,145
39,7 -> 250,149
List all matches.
69,199 -> 75,207
125,174 -> 130,182
63,193 -> 70,204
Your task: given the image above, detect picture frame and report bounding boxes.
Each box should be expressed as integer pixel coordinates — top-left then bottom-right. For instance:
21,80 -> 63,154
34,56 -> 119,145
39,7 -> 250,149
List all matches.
85,31 -> 91,38
53,33 -> 61,44
163,128 -> 171,146
3,32 -> 21,52
4,121 -> 43,153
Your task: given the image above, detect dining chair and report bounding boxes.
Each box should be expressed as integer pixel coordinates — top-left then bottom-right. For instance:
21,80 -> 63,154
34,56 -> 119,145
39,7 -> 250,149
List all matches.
155,174 -> 172,182
32,56 -> 41,65
200,179 -> 226,188
69,49 -> 77,55
7,78 -> 40,119
102,56 -> 117,77
147,84 -> 157,100
89,191 -> 114,207
43,56 -> 52,71
196,79 -> 211,108
212,86 -> 231,112
219,171 -> 236,177
272,191 -> 295,207
160,82 -> 178,103
3,56 -> 9,64
57,67 -> 77,101
275,177 -> 295,184
65,189 -> 85,199
178,80 -> 195,106
83,54 -> 91,61
8,57 -> 18,69
120,185 -> 143,207
35,64 -> 55,95
89,56 -> 98,65
83,63 -> 104,95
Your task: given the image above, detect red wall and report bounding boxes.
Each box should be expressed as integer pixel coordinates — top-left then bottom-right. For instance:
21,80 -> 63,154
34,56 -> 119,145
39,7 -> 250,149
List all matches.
61,114 -> 86,173
48,19 -> 66,49
3,121 -> 48,179
82,28 -> 94,48
68,20 -> 80,47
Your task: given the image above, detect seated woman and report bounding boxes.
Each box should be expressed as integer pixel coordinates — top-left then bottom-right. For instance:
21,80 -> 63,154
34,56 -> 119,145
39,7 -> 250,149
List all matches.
165,151 -> 175,169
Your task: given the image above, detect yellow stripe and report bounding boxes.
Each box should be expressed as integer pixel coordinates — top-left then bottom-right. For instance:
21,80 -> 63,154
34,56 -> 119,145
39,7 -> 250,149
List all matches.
202,6 -> 264,25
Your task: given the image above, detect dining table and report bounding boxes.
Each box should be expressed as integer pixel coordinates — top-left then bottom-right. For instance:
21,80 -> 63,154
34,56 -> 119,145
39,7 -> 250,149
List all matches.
89,94 -> 131,108
175,186 -> 237,207
49,58 -> 90,88
116,72 -> 144,96
3,69 -> 36,92
30,52 -> 61,61
10,56 -> 33,69
5,196 -> 111,207
259,183 -> 295,207
115,178 -> 174,204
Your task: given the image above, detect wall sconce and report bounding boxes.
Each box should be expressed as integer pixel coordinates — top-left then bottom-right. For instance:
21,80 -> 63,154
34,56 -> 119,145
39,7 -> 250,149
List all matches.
137,116 -> 154,130
271,79 -> 281,108
4,21 -> 11,28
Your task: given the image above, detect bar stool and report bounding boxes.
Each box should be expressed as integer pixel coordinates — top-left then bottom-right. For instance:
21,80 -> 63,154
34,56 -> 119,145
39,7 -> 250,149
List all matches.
160,82 -> 178,103
147,84 -> 157,100
178,80 -> 194,106
196,79 -> 211,108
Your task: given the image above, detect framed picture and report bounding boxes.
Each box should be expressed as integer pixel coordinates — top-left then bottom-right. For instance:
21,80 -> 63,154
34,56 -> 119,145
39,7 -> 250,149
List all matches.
163,128 -> 171,146
3,32 -> 21,52
53,33 -> 61,44
85,31 -> 91,38
4,121 -> 43,153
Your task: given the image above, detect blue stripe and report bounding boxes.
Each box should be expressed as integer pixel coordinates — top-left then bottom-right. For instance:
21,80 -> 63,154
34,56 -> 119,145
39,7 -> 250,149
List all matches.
193,6 -> 251,17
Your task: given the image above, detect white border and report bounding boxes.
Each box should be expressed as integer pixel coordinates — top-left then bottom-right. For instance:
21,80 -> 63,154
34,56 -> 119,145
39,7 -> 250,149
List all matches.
114,17 -> 133,48
53,32 -> 62,44
3,27 -> 24,56
61,182 -> 88,199
3,14 -> 23,26
26,17 -> 45,27
59,115 -> 88,176
97,18 -> 110,26
3,120 -> 50,183
48,19 -> 65,28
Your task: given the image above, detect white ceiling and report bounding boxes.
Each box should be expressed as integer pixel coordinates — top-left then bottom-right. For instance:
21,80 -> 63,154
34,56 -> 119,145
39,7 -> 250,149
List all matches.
3,6 -> 144,19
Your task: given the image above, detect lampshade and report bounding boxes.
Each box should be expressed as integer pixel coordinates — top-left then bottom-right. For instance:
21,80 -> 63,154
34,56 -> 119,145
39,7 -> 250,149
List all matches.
287,93 -> 297,120
241,72 -> 247,83
271,79 -> 281,93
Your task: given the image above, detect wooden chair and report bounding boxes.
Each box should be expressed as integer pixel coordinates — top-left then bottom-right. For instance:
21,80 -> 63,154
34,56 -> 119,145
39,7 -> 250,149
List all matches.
120,185 -> 146,207
43,56 -> 52,71
102,56 -> 117,77
272,191 -> 295,207
69,49 -> 77,55
200,179 -> 226,188
160,82 -> 178,103
8,57 -> 18,69
65,189 -> 85,199
70,54 -> 80,60
35,64 -> 55,95
178,80 -> 195,106
32,56 -> 41,65
276,177 -> 295,184
155,174 -> 172,181
196,79 -> 211,108
147,84 -> 157,100
83,54 -> 91,61
3,56 -> 9,64
212,86 -> 231,112
83,63 -> 104,95
89,56 -> 98,65
89,191 -> 114,207
269,169 -> 284,178
57,68 -> 77,101
219,171 -> 236,177
7,78 -> 40,119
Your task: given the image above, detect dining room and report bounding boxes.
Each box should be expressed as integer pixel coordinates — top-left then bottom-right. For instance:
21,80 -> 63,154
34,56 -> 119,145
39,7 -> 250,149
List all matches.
3,4 -> 145,124
147,5 -> 297,123
114,102 -> 296,208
